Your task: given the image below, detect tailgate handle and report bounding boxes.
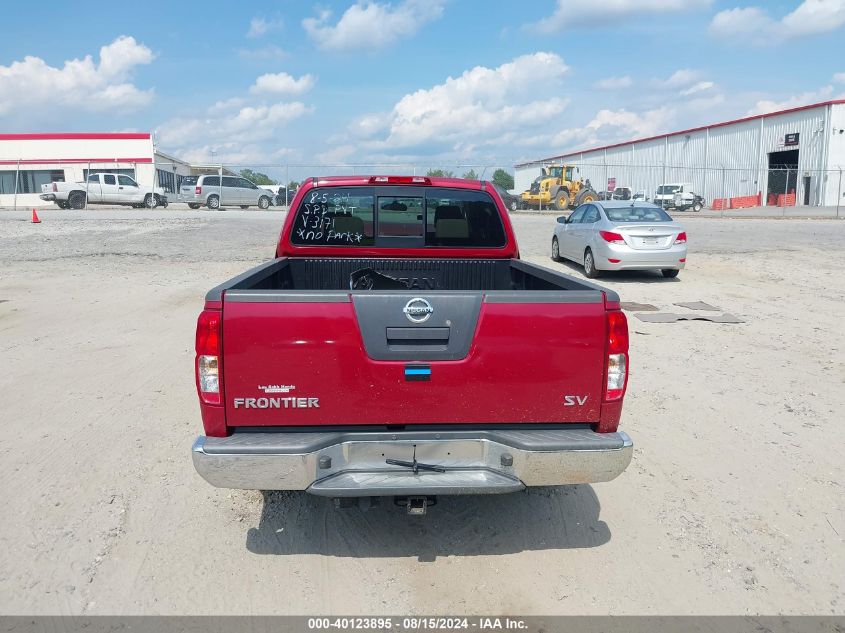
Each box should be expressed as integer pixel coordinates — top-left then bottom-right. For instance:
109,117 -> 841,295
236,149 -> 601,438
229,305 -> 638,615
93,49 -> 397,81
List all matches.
386,327 -> 450,350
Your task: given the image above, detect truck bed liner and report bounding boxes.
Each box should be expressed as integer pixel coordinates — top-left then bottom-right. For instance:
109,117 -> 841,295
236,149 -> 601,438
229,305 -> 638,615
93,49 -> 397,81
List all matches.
206,257 -> 618,300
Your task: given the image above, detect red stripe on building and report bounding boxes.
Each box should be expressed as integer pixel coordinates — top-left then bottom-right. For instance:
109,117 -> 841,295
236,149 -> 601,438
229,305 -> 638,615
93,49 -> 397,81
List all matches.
0,133 -> 151,141
0,158 -> 154,165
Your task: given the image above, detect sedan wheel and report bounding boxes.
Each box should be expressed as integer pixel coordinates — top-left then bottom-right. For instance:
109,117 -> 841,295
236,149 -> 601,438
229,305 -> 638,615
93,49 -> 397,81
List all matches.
584,249 -> 600,279
551,237 -> 561,261
510,200 -> 518,212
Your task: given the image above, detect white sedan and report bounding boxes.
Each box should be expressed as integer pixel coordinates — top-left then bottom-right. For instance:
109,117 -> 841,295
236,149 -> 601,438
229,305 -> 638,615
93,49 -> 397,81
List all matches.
551,200 -> 687,279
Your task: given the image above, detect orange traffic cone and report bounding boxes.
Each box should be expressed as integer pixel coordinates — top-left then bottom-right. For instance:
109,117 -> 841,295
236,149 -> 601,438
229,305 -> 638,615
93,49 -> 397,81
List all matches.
31,209 -> 41,224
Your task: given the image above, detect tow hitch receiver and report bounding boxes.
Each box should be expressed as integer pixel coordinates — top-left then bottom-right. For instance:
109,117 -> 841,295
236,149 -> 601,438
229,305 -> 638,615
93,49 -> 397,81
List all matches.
385,445 -> 446,474
395,496 -> 436,515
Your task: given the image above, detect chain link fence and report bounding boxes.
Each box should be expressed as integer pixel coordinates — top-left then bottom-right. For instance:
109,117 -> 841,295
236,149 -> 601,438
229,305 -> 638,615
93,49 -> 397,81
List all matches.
2,158 -> 843,217
516,161 -> 845,216
0,160 -> 506,210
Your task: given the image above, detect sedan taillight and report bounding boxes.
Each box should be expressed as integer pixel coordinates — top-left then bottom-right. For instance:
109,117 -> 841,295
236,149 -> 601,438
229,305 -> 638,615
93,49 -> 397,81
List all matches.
674,231 -> 687,244
599,230 -> 625,244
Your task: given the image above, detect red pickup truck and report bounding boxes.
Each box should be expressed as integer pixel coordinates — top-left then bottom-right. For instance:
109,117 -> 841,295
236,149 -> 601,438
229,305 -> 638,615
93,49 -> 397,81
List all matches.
192,176 -> 632,513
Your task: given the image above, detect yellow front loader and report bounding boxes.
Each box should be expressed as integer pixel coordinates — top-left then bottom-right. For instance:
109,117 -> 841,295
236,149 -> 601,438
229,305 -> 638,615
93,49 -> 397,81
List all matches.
521,165 -> 597,211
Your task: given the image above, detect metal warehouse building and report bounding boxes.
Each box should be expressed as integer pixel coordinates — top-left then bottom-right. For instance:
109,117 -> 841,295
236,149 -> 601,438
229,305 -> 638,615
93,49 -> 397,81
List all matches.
514,99 -> 845,208
0,133 -> 193,208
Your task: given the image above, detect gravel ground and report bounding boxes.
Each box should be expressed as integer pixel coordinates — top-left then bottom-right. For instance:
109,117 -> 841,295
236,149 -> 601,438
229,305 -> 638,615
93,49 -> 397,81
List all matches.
0,208 -> 842,615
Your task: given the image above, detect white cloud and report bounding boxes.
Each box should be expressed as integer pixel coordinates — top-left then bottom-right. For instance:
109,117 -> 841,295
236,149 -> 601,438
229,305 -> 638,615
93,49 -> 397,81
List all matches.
355,53 -> 570,151
530,0 -> 711,33
782,0 -> 845,36
303,0 -> 445,51
681,81 -> 715,96
0,36 -> 154,119
207,97 -> 247,115
237,45 -> 288,62
745,85 -> 837,115
316,144 -> 358,164
250,72 -> 315,96
708,6 -> 771,40
594,75 -> 633,90
582,107 -> 674,139
654,69 -> 700,89
156,101 -> 312,162
247,16 -> 283,38
710,0 -> 845,43
349,113 -> 392,138
516,106 -> 676,155
833,72 -> 845,83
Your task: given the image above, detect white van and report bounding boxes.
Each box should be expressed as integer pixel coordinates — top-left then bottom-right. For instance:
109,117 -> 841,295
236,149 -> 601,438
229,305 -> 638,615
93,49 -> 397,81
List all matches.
180,175 -> 273,209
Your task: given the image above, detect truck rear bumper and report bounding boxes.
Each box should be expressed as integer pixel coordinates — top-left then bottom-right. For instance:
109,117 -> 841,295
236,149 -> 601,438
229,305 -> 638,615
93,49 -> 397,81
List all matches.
192,428 -> 633,496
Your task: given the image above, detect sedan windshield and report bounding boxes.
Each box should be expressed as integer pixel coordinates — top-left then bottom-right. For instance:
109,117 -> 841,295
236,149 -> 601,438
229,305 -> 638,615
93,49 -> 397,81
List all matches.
605,207 -> 673,222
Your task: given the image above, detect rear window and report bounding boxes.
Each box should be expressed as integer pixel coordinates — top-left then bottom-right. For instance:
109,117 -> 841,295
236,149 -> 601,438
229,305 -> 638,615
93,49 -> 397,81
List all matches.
605,207 -> 673,222
290,187 -> 507,248
181,176 -> 198,186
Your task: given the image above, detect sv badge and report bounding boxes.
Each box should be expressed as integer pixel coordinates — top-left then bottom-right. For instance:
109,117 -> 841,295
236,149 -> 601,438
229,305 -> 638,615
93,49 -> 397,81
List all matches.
563,395 -> 588,406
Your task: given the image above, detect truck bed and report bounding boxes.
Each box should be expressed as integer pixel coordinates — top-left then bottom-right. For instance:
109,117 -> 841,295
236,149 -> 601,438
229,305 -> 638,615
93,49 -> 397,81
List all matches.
207,257 -> 614,295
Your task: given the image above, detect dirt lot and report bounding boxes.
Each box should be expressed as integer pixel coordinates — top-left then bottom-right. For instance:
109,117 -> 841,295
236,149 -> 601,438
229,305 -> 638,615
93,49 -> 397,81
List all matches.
0,208 -> 842,615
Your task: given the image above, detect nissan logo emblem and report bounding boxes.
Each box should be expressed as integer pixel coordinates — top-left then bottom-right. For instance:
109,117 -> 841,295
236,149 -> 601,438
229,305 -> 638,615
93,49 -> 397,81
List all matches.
403,298 -> 434,323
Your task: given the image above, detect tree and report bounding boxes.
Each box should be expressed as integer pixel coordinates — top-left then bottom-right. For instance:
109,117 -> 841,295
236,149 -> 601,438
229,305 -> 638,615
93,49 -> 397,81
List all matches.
426,168 -> 455,178
462,168 -> 478,180
492,168 -> 514,190
239,169 -> 277,186
286,181 -> 299,192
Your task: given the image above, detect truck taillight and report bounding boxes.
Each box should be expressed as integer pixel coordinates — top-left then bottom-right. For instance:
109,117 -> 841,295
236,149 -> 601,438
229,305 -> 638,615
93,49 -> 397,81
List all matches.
600,231 -> 625,244
605,310 -> 628,402
195,186 -> 202,195
196,310 -> 222,406
52,183 -> 57,192
369,176 -> 431,185
674,231 -> 687,244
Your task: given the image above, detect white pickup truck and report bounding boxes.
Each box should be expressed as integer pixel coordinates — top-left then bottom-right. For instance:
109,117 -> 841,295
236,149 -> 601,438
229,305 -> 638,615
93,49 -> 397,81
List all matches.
654,183 -> 704,212
40,173 -> 167,209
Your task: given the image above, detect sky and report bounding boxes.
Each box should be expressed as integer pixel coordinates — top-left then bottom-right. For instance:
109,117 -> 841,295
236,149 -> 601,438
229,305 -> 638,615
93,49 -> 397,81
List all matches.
1,0 -> 845,174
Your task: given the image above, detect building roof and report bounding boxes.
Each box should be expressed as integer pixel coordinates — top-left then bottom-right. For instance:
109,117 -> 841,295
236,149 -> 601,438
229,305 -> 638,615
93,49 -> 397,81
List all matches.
0,133 -> 151,141
514,99 -> 845,168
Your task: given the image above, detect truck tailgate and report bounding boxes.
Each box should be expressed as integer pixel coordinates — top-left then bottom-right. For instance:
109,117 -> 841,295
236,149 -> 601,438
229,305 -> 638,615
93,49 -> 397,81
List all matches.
221,292 -> 607,427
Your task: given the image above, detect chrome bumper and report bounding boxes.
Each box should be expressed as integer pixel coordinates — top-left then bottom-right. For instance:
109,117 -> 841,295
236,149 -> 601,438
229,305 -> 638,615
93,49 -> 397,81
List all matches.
192,428 -> 633,496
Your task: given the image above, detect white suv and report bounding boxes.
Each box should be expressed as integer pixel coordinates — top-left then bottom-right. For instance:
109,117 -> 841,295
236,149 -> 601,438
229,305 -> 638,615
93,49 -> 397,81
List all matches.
180,175 -> 273,209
